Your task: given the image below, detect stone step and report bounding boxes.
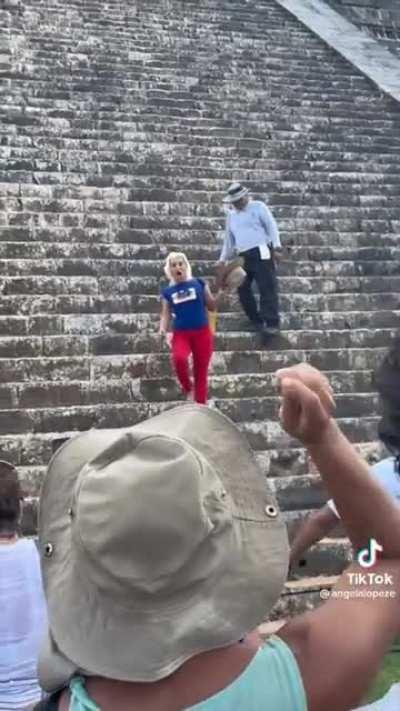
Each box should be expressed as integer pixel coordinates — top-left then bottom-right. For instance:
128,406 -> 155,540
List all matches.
4,177 -> 400,201
4,124 -> 400,151
0,400 -> 380,442
0,379 -> 380,419
4,138 -> 400,164
8,291 -> 398,317
5,165 -> 400,189
242,417 -> 379,452
0,433 -> 380,481
2,227 -> 400,253
271,575 -> 338,620
4,183 -> 400,208
0,328 -> 395,359
3,178 -> 400,204
1,257 -> 400,279
0,309 -> 397,335
0,347 -> 385,385
4,149 -> 400,175
0,59 -> 385,83
290,538 -> 351,580
3,112 -> 400,140
3,240 -> 400,265
284,509 -> 350,541
0,274 -> 399,297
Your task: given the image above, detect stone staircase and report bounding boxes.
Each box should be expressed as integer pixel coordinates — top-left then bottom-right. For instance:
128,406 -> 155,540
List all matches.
1,0 -> 400,620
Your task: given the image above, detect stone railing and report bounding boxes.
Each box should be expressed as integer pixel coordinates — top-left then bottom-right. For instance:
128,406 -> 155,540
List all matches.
326,0 -> 400,57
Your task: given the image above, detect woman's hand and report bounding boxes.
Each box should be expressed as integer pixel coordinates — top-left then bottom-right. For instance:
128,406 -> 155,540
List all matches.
276,363 -> 336,445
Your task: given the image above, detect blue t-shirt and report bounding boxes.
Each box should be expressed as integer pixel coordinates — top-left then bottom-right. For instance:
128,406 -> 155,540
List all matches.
162,279 -> 208,331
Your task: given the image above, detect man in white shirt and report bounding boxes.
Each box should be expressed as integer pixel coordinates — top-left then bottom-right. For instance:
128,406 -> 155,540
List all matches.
217,182 -> 282,342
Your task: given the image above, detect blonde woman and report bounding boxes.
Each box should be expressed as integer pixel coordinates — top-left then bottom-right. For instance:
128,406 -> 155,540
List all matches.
159,252 -> 216,404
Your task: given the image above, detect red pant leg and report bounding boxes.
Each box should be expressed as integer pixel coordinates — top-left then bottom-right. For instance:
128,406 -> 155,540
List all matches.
190,326 -> 213,404
171,330 -> 192,395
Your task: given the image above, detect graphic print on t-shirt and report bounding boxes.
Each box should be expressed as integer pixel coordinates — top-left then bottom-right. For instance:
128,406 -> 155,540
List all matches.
172,287 -> 197,304
161,279 -> 208,331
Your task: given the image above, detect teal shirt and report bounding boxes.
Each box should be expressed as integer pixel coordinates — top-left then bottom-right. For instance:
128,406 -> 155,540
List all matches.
67,636 -> 307,711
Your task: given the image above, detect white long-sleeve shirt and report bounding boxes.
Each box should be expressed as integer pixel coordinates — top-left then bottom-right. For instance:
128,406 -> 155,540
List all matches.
0,538 -> 47,709
219,199 -> 281,262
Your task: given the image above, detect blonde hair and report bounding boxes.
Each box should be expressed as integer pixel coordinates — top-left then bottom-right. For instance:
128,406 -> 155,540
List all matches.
164,251 -> 192,284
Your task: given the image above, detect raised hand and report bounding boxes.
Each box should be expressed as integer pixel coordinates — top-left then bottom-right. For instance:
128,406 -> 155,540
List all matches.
276,364 -> 335,444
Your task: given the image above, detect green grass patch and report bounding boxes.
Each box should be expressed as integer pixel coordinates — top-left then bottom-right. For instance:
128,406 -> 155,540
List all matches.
365,650 -> 400,703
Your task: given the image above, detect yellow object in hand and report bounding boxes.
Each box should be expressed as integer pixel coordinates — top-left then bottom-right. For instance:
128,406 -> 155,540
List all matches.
207,310 -> 218,334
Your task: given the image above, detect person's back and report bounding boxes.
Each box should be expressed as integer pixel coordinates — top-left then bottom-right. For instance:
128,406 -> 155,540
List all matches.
0,461 -> 47,711
0,537 -> 47,710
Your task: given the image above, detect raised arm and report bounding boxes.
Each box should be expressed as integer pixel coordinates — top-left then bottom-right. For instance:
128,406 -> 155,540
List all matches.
277,364 -> 400,558
275,364 -> 400,711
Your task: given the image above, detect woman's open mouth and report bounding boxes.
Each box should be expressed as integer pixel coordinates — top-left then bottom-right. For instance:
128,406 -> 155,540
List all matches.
177,270 -> 183,277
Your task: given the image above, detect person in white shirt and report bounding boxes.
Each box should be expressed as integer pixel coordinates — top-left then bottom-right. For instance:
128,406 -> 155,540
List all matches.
0,461 -> 47,710
216,182 -> 282,342
290,456 -> 400,567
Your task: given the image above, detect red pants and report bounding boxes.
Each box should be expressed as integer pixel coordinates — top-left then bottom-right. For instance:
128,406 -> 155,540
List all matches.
171,326 -> 213,404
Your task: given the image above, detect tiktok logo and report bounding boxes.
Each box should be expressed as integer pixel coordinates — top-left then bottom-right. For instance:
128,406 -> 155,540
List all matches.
357,538 -> 384,568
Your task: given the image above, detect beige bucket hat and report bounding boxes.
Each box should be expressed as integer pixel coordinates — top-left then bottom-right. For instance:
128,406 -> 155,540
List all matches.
38,405 -> 288,690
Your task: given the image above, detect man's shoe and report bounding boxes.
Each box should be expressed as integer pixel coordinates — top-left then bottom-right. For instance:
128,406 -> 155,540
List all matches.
265,327 -> 280,336
260,325 -> 280,345
238,318 -> 262,332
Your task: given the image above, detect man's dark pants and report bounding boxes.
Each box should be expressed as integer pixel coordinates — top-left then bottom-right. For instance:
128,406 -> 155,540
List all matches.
238,247 -> 280,329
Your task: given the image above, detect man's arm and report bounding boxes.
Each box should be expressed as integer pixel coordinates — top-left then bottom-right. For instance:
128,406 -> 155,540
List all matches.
275,364 -> 400,710
277,365 -> 400,559
218,213 -> 236,262
216,219 -> 236,288
258,202 -> 281,249
290,505 -> 338,567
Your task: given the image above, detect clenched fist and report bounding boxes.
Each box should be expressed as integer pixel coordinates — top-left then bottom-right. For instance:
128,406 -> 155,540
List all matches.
276,363 -> 336,444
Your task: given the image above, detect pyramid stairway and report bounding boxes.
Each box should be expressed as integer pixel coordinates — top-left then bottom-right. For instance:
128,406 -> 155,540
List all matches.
1,0 -> 400,620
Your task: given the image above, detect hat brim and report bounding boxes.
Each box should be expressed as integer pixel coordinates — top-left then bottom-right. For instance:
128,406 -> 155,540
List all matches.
38,406 -> 288,689
223,188 -> 249,203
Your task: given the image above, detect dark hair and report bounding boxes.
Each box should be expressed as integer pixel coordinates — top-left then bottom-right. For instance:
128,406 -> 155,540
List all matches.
375,338 -> 400,457
0,461 -> 22,534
